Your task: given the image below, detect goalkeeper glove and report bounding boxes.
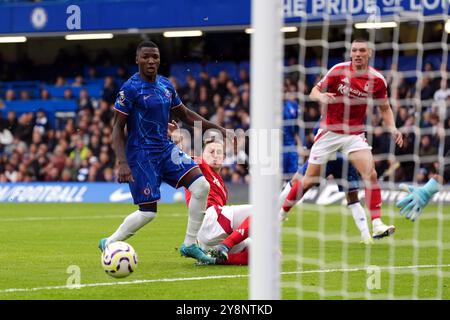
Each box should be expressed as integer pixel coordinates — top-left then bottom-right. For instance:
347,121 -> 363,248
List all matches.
396,178 -> 440,221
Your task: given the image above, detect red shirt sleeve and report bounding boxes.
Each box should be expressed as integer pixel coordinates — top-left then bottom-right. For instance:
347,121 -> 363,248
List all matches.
316,66 -> 338,92
374,78 -> 388,100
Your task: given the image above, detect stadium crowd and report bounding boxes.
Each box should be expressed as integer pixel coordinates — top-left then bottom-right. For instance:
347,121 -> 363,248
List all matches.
0,58 -> 449,184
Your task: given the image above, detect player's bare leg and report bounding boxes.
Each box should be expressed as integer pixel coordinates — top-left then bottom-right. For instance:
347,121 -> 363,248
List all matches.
279,163 -> 322,220
348,149 -> 395,239
278,172 -> 302,208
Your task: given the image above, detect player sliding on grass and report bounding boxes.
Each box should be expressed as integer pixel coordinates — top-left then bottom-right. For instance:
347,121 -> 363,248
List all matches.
98,41 -> 229,265
175,132 -> 251,265
279,38 -> 403,239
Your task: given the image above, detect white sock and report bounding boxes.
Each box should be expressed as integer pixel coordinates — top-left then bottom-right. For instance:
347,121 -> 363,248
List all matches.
348,202 -> 371,239
278,181 -> 292,209
184,176 -> 210,245
106,210 -> 156,245
372,218 -> 383,227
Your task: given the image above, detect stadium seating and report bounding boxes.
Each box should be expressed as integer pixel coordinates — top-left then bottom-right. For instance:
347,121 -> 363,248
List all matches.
44,85 -> 103,99
0,100 -> 77,128
169,62 -> 203,86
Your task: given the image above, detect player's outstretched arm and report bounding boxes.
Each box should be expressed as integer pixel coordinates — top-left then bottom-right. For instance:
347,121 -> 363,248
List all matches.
396,176 -> 442,221
112,111 -> 134,183
172,104 -> 238,152
171,103 -> 227,137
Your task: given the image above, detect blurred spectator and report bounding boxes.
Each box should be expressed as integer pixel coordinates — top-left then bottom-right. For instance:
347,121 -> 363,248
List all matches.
63,88 -> 73,100
72,75 -> 85,87
20,90 -> 31,100
69,137 -> 90,168
434,79 -> 450,100
116,66 -> 129,81
0,121 -> 13,147
101,76 -> 118,104
181,75 -> 199,106
421,77 -> 436,100
103,167 -> 115,182
416,168 -> 429,184
34,109 -> 49,134
61,168 -> 73,182
87,67 -> 98,80
77,89 -> 96,114
237,68 -> 249,86
395,106 -> 409,128
5,89 -> 15,101
98,99 -> 113,125
15,113 -> 34,144
55,76 -> 67,87
40,89 -> 50,100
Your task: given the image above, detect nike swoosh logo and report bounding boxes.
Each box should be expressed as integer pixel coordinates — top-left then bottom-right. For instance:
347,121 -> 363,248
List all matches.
109,188 -> 132,202
144,95 -> 151,100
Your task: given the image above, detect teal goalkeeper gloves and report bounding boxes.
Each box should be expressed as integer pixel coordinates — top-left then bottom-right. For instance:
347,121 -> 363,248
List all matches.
396,178 -> 440,221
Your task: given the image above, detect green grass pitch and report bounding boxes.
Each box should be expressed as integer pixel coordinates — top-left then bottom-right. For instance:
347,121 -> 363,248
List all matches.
0,203 -> 449,300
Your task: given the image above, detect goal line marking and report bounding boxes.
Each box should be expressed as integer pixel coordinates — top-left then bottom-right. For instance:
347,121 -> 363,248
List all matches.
2,264 -> 450,294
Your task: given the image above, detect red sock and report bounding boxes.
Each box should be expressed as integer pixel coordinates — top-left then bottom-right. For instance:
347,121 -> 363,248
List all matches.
222,217 -> 249,249
282,180 -> 302,212
365,182 -> 382,220
226,249 -> 248,265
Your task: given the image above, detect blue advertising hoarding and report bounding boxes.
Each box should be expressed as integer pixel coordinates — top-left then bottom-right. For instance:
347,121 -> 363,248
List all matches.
1,182 -> 450,204
0,182 -> 184,203
0,0 -> 448,35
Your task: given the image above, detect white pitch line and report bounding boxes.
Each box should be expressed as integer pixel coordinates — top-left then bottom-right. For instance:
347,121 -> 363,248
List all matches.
0,213 -> 186,222
0,215 -> 125,222
2,264 -> 450,294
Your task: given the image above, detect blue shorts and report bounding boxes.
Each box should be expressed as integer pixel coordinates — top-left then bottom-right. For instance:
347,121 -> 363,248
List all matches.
283,152 -> 299,175
128,145 -> 198,205
298,155 -> 360,192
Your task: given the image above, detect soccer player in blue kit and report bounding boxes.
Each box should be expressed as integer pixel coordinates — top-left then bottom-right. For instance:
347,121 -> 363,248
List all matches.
99,41 -> 229,264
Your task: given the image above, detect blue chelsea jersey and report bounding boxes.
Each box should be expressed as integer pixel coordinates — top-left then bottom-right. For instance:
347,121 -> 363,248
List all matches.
114,73 -> 182,163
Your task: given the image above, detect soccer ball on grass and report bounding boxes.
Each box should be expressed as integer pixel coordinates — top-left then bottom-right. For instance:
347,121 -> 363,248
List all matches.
101,241 -> 138,278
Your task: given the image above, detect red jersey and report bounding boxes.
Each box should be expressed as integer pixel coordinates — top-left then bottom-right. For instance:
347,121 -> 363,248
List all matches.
185,157 -> 228,208
316,61 -> 388,135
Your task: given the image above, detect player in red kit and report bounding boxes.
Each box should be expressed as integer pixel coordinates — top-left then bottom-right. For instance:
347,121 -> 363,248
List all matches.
189,137 -> 250,265
169,123 -> 250,265
280,39 -> 404,239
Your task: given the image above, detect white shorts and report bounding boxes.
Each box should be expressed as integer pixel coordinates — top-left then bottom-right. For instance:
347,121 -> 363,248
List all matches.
197,204 -> 252,254
308,129 -> 372,165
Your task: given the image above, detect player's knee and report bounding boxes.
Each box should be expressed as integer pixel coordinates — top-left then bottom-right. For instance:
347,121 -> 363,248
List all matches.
303,176 -> 319,190
189,176 -> 210,198
361,169 -> 377,182
370,169 -> 378,182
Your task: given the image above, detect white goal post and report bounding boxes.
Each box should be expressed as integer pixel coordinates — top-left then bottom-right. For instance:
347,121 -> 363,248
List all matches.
249,0 -> 284,300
